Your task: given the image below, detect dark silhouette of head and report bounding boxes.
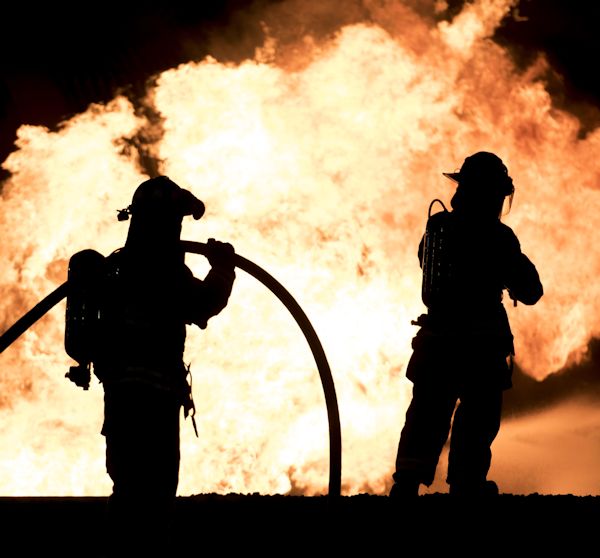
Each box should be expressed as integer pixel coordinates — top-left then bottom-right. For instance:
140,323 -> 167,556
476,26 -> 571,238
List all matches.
120,176 -> 205,253
445,152 -> 514,220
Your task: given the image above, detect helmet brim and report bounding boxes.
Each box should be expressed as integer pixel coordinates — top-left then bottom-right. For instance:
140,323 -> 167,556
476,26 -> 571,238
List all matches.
442,172 -> 460,183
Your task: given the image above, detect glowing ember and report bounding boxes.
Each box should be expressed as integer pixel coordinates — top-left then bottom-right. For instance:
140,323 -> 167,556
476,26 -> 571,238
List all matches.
1,0 -> 599,496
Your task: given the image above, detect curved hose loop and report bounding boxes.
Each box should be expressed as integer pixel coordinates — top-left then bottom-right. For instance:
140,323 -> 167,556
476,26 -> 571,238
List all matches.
0,242 -> 342,497
181,241 -> 342,498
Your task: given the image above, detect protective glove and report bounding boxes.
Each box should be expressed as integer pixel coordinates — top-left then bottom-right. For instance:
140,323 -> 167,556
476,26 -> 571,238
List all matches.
205,238 -> 235,268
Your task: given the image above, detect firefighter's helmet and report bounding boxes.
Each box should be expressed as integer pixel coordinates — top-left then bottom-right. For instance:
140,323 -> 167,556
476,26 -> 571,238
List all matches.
443,152 -> 514,197
118,176 -> 205,221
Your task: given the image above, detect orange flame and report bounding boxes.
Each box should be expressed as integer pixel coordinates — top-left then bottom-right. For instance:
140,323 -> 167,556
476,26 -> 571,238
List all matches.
1,0 -> 599,496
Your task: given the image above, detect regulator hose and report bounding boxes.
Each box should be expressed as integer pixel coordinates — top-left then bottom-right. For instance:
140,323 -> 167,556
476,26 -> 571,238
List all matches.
0,241 -> 342,497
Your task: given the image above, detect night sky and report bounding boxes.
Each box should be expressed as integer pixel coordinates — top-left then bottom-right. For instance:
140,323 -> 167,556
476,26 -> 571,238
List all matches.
1,0 -> 599,414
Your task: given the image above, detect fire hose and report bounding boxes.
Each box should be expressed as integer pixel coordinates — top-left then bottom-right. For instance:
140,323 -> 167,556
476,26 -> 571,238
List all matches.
0,241 -> 342,497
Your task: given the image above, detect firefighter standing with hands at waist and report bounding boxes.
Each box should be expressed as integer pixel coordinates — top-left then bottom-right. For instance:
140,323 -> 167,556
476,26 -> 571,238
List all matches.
90,176 -> 235,553
390,152 -> 543,497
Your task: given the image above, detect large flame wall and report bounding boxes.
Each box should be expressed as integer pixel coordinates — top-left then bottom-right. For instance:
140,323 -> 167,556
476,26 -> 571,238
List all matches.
1,0 -> 599,496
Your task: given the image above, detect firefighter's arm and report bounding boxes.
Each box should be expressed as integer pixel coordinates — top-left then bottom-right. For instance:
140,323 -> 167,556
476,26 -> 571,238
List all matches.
187,239 -> 236,328
500,228 -> 543,306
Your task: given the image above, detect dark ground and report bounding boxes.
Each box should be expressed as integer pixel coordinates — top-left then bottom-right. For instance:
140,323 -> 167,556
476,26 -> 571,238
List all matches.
1,493 -> 598,556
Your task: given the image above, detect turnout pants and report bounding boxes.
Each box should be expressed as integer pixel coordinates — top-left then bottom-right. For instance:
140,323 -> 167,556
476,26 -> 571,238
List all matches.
394,330 -> 510,489
102,383 -> 182,555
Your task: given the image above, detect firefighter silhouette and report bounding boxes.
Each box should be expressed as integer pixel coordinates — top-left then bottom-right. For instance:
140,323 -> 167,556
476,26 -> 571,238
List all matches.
86,176 -> 235,552
390,152 -> 543,497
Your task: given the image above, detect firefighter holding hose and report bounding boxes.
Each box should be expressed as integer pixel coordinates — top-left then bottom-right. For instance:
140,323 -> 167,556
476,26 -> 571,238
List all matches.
79,176 -> 235,552
390,152 -> 543,497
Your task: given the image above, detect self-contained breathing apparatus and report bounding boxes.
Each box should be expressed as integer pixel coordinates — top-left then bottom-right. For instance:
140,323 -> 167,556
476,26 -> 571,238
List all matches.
64,249 -> 106,390
420,198 -> 451,310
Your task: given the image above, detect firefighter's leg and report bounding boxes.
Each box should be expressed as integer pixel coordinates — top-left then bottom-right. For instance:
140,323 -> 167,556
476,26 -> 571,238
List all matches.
103,386 -> 181,555
447,387 -> 502,495
391,380 -> 457,496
